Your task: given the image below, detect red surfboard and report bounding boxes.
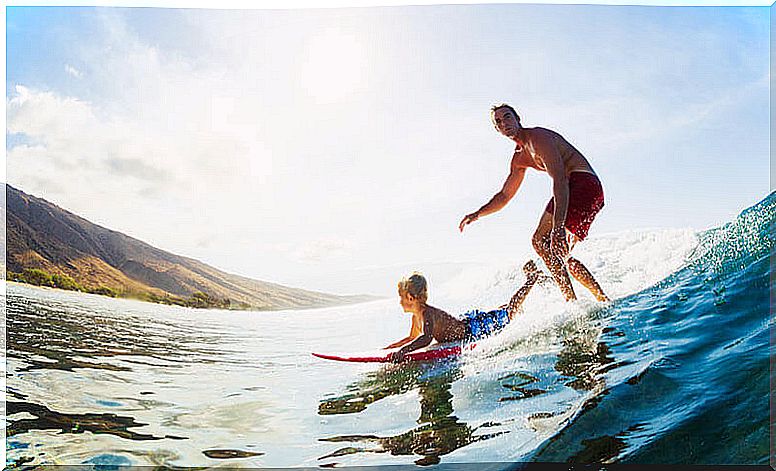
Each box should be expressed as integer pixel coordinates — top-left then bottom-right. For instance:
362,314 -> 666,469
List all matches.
312,342 -> 476,363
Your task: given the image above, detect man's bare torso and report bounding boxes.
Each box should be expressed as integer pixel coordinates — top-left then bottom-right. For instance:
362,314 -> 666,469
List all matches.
511,127 -> 596,176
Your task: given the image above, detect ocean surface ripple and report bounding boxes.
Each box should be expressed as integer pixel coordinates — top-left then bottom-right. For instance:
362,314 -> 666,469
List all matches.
5,192 -> 773,468
531,191 -> 773,464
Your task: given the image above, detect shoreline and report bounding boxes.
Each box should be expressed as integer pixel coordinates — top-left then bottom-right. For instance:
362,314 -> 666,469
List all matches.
4,279 -> 380,312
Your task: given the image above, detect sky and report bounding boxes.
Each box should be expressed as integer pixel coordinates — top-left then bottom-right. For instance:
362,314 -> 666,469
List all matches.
5,2 -> 772,295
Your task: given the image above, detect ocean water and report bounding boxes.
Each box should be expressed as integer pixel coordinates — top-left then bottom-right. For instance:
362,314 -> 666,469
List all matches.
5,192 -> 773,468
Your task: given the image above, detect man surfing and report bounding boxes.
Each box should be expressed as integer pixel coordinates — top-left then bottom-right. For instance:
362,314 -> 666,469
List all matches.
459,104 -> 609,302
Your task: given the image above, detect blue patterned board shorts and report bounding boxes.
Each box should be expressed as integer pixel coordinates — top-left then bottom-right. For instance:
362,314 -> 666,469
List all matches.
463,308 -> 511,341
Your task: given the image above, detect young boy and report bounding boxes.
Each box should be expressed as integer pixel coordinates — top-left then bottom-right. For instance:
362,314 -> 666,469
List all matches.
386,260 -> 544,363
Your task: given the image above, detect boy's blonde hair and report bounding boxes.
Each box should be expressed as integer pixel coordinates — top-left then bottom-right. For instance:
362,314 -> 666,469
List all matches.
398,272 -> 428,302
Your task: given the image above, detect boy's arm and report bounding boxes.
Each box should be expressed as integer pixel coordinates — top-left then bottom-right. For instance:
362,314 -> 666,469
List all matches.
384,336 -> 414,349
390,315 -> 434,362
384,314 -> 424,349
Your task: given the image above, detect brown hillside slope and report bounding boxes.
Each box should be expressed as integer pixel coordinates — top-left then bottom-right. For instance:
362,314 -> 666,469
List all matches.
5,185 -> 372,310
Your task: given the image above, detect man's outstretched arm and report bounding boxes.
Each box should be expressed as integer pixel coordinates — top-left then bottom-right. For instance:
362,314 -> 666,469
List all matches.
459,166 -> 526,232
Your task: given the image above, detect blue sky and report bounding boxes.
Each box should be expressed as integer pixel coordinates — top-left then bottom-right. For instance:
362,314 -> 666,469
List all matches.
5,3 -> 772,294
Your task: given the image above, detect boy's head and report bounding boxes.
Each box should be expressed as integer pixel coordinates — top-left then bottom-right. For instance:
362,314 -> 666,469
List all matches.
397,272 -> 428,309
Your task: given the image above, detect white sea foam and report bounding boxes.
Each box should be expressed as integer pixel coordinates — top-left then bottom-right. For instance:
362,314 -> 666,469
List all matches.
430,228 -> 702,460
434,227 -> 699,364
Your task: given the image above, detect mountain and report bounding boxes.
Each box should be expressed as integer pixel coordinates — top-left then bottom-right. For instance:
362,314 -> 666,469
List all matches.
4,185 -> 373,310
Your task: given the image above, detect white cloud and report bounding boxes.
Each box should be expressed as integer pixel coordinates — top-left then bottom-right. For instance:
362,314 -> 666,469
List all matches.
7,85 -> 169,188
6,12 -> 380,279
6,6 -> 769,292
8,86 -> 95,139
64,64 -> 82,78
294,239 -> 351,263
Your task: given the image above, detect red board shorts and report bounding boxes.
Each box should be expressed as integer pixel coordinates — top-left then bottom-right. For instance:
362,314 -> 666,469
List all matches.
544,171 -> 604,241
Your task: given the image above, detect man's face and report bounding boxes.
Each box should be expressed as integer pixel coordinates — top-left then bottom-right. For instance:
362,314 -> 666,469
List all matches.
493,107 -> 520,138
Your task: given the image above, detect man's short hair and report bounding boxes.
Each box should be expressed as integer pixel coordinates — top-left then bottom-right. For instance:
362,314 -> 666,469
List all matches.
490,103 -> 521,127
398,272 -> 428,303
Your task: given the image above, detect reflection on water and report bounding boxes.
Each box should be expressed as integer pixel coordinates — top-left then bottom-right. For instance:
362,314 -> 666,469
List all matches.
5,209 -> 768,467
555,340 -> 612,392
8,284 -> 633,467
527,314 -> 620,463
566,423 -> 648,464
313,309 -> 621,466
498,371 -> 545,401
6,288 -> 257,468
568,434 -> 627,463
318,362 -> 507,466
202,449 -> 264,459
6,401 -> 186,441
554,314 -> 614,393
8,293 -> 241,373
531,311 -> 651,464
318,363 -> 428,416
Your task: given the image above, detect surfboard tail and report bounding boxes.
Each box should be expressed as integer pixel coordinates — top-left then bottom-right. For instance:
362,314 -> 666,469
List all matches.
311,352 -> 389,363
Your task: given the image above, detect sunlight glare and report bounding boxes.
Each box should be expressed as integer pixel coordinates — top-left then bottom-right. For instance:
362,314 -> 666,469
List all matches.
301,28 -> 367,104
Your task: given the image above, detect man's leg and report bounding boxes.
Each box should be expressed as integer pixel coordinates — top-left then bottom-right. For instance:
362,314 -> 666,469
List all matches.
566,235 -> 610,302
532,211 -> 576,302
567,258 -> 609,302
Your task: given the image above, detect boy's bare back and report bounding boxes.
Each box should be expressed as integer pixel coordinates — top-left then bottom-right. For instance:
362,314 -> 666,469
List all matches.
421,305 -> 468,343
387,262 -> 542,362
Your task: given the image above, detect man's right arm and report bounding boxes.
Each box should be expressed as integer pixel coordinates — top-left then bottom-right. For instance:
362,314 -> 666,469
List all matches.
479,165 -> 526,217
460,165 -> 526,231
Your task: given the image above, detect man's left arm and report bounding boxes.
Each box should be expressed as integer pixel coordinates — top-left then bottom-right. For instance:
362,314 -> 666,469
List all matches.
535,131 -> 570,258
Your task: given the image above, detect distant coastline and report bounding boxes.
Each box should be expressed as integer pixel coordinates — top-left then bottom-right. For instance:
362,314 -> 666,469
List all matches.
5,184 -> 376,311
6,269 -> 240,309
